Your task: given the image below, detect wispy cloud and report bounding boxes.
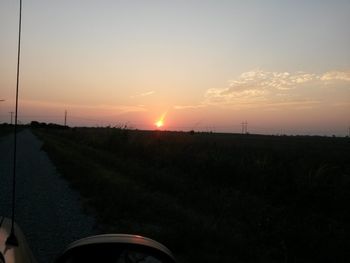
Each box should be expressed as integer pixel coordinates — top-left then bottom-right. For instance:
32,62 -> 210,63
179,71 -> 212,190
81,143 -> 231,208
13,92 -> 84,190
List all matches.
332,101 -> 350,108
15,99 -> 147,114
320,70 -> 350,82
202,69 -> 350,109
174,104 -> 206,110
130,90 -> 155,98
228,70 -> 315,91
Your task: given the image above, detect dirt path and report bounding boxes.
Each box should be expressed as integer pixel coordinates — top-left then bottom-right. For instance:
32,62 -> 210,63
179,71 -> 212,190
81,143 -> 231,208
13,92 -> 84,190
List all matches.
0,129 -> 95,263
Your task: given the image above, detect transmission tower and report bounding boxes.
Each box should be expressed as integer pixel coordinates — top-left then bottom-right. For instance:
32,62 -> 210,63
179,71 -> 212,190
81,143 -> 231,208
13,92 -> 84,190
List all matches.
241,121 -> 248,134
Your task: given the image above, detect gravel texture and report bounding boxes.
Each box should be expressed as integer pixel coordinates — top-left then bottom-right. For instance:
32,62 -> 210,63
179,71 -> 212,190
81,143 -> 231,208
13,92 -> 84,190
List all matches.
0,129 -> 96,263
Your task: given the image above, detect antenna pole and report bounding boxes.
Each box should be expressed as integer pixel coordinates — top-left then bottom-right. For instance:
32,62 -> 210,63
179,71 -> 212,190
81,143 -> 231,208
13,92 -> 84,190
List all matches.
7,0 -> 22,246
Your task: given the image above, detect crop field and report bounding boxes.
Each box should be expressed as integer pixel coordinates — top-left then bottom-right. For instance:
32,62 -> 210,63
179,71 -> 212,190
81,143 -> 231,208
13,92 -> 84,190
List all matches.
32,126 -> 350,263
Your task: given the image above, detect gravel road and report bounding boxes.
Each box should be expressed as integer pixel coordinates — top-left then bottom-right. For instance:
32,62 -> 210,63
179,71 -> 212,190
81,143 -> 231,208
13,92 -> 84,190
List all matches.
0,129 -> 96,263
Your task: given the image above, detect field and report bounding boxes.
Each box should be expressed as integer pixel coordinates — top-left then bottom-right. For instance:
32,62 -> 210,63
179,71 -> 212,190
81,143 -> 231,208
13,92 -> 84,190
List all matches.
32,125 -> 350,263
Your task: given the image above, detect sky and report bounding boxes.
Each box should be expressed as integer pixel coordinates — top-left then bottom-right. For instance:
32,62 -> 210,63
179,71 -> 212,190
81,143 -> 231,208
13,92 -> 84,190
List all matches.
0,0 -> 349,135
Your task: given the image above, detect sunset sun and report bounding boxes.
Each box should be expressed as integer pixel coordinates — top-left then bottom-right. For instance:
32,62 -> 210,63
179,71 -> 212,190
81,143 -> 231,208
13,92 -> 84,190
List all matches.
155,112 -> 167,129
155,120 -> 163,128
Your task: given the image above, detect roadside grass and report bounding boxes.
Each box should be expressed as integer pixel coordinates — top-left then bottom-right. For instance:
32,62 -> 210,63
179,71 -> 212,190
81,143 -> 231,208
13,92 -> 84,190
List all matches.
33,127 -> 350,263
0,124 -> 15,137
0,124 -> 27,139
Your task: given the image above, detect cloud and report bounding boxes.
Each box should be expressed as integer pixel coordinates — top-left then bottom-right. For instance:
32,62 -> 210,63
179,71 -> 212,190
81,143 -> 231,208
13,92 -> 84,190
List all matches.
174,104 -> 206,110
228,70 -> 315,91
14,99 -> 147,114
203,69 -> 349,109
320,70 -> 350,82
332,101 -> 350,108
172,69 -> 349,111
130,90 -> 155,98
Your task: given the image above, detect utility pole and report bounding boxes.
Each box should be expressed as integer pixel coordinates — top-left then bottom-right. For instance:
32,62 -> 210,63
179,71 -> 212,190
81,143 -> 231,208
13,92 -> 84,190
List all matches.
64,110 -> 67,126
9,112 -> 14,125
241,121 -> 248,134
0,100 -> 5,124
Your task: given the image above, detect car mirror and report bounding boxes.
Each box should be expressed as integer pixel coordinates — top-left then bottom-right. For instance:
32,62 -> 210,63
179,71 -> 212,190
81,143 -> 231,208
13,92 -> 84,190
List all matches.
55,234 -> 176,263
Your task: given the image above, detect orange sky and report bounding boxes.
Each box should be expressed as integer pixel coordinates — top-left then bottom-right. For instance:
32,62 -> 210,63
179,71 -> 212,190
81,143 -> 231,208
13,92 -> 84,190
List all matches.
1,1 -> 349,135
